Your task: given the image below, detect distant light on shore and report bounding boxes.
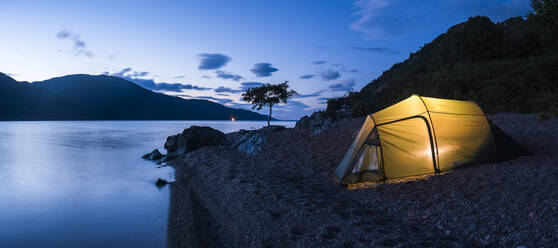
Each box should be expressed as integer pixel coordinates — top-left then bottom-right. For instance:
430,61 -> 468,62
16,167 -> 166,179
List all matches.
231,117 -> 235,121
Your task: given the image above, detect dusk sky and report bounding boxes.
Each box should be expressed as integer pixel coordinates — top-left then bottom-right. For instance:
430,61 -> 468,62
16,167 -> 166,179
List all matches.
0,0 -> 531,119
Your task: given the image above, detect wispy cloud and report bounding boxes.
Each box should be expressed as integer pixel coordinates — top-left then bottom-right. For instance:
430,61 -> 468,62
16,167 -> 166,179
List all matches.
329,78 -> 355,91
107,68 -> 210,92
173,75 -> 185,79
110,68 -> 132,77
129,70 -> 149,77
215,70 -> 243,81
299,74 -> 315,79
175,94 -> 193,98
196,96 -> 234,105
350,0 -> 530,39
312,60 -> 327,65
241,82 -> 265,90
320,69 -> 341,81
250,63 -> 278,77
342,68 -> 359,73
294,90 -> 324,99
198,53 -> 230,70
349,46 -> 398,54
214,86 -> 243,94
151,82 -> 209,91
56,30 -> 93,57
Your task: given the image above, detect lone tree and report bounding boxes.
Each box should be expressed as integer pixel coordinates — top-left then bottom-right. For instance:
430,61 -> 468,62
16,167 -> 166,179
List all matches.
242,81 -> 297,126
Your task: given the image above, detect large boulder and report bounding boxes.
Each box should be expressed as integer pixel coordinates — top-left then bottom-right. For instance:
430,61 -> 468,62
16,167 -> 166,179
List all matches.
295,111 -> 335,134
233,125 -> 285,155
164,126 -> 228,159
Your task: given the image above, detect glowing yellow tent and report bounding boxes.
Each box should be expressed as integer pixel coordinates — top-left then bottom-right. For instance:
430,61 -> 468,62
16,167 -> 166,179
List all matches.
334,95 -> 529,184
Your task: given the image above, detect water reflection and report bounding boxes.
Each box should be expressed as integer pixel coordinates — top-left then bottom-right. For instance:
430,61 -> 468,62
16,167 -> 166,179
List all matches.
0,120 -> 294,248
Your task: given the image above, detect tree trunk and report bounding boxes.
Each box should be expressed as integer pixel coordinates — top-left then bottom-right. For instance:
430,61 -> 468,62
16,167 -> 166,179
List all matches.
267,104 -> 272,126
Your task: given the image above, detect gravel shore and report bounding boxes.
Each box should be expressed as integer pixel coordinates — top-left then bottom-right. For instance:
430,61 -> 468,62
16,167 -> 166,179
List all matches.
167,113 -> 558,248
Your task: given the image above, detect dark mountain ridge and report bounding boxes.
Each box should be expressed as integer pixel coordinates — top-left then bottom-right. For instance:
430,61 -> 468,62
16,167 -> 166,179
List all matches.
0,73 -> 269,121
325,14 -> 558,118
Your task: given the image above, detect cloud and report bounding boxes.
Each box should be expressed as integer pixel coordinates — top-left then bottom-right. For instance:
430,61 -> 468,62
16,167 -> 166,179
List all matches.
350,0 -> 530,40
129,71 -> 149,77
272,100 -> 313,119
153,82 -> 209,91
241,82 -> 265,90
56,30 -> 71,39
201,75 -> 211,79
270,100 -> 316,120
342,68 -> 359,73
173,75 -> 185,79
317,97 -> 330,104
329,78 -> 356,91
250,63 -> 278,77
278,100 -> 311,109
214,86 -> 243,93
320,69 -> 341,81
294,90 -> 324,99
198,53 -> 230,70
312,60 -> 327,65
224,101 -> 255,109
215,70 -> 243,81
175,94 -> 193,98
349,46 -> 398,54
111,68 -> 132,77
196,96 -> 234,105
56,30 -> 93,57
216,93 -> 230,96
107,68 -> 210,92
299,74 -> 315,79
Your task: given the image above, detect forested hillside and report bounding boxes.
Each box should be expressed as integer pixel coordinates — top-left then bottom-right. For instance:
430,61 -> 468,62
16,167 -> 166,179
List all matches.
325,0 -> 558,117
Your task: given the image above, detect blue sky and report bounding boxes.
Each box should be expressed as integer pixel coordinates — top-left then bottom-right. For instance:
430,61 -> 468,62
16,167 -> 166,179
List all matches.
0,0 -> 531,119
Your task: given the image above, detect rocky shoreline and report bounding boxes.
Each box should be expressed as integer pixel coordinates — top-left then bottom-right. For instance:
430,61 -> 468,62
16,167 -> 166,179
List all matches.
159,113 -> 557,247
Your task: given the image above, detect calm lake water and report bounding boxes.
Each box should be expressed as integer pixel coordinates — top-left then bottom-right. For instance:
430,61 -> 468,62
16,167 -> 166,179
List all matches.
0,120 -> 295,248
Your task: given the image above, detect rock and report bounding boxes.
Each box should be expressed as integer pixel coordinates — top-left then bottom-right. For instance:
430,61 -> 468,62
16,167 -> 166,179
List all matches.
260,125 -> 285,133
295,111 -> 335,135
164,126 -> 228,159
295,115 -> 311,129
335,104 -> 352,119
233,125 -> 285,155
155,178 -> 168,187
226,129 -> 249,144
314,117 -> 333,135
142,149 -> 164,160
